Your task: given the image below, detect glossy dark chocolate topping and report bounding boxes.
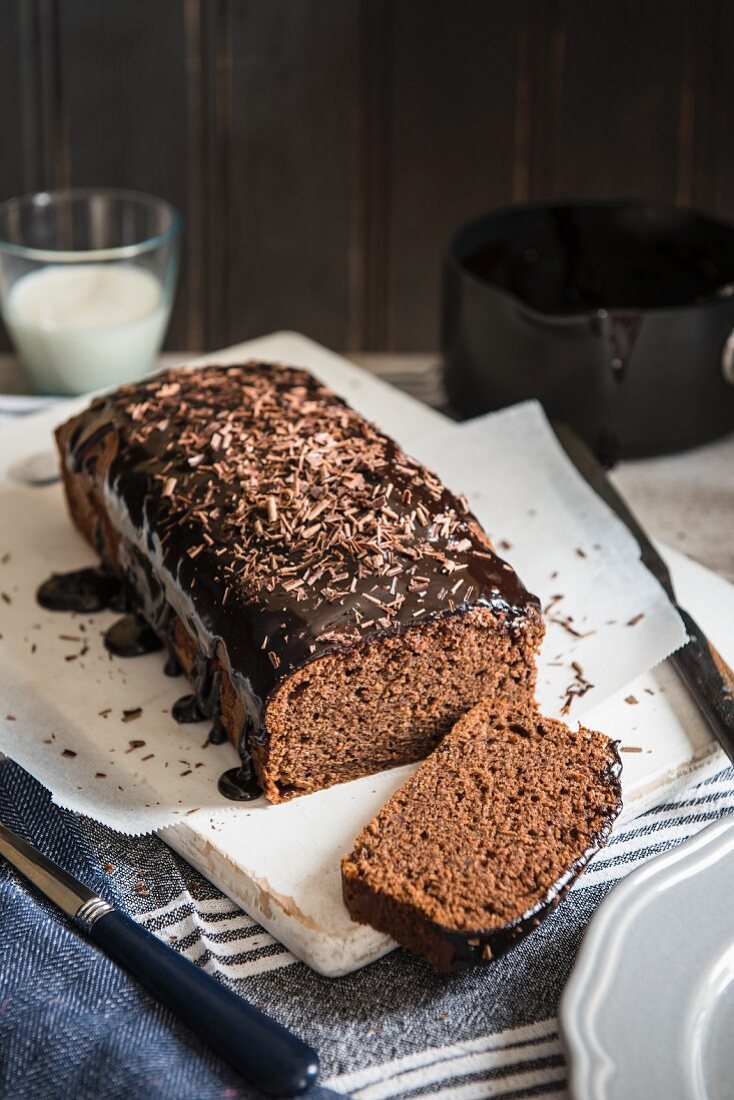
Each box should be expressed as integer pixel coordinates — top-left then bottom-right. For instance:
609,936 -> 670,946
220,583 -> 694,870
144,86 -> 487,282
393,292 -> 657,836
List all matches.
217,766 -> 261,802
62,362 -> 541,717
104,613 -> 163,658
171,693 -> 206,724
37,567 -> 122,614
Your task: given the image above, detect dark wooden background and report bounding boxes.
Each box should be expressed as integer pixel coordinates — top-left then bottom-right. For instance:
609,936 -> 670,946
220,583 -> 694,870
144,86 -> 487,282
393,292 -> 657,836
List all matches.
2,0 -> 733,352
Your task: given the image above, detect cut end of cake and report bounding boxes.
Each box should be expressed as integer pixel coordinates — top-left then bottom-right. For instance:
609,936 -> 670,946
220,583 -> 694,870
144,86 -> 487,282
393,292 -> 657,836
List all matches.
342,699 -> 622,972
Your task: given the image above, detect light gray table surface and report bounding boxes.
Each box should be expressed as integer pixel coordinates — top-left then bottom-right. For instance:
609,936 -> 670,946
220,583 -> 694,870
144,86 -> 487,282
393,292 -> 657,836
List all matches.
1,350 -> 732,584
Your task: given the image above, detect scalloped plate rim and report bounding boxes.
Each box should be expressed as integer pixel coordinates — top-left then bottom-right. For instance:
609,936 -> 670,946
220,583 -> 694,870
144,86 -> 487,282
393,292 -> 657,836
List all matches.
560,813 -> 734,1100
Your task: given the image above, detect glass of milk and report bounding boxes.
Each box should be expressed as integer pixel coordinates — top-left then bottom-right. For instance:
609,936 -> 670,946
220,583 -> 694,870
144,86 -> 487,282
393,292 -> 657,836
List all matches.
0,189 -> 181,394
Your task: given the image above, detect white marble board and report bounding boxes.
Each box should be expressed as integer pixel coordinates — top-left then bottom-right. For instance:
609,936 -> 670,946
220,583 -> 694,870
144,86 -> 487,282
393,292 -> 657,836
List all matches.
0,331 -> 728,976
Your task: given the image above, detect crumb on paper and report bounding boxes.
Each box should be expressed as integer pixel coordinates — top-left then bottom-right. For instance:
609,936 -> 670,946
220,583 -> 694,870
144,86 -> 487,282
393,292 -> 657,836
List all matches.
95,772 -> 107,778
498,539 -> 512,551
125,739 -> 146,752
98,708 -> 111,718
5,714 -> 16,721
625,695 -> 639,705
141,753 -> 154,761
621,746 -> 643,753
627,613 -> 645,627
61,749 -> 77,758
575,548 -> 586,558
122,708 -> 143,723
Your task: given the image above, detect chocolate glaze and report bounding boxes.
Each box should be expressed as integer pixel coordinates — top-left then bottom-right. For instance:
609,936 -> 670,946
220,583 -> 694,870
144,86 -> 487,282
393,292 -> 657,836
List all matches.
163,649 -> 181,677
59,363 -> 542,797
37,567 -> 122,614
208,717 -> 229,745
104,613 -> 163,658
217,766 -> 261,802
172,693 -> 206,724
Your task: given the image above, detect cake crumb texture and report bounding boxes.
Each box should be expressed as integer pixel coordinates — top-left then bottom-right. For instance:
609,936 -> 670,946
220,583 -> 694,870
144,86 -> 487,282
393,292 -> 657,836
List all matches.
342,699 -> 622,971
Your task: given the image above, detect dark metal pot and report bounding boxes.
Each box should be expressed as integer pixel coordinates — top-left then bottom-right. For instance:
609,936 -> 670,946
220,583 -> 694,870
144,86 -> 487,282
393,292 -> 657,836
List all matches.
442,200 -> 734,461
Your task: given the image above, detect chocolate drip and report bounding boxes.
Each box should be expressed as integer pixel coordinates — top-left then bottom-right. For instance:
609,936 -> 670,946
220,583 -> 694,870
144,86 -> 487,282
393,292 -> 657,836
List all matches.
208,716 -> 228,745
218,766 -> 261,802
190,654 -> 221,718
37,567 -> 122,614
66,409 -> 115,474
163,645 -> 181,677
172,693 -> 206,724
104,614 -> 163,658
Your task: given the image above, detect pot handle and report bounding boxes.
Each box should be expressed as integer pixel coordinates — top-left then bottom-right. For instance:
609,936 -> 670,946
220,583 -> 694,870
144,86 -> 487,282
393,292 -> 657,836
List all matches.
721,327 -> 734,385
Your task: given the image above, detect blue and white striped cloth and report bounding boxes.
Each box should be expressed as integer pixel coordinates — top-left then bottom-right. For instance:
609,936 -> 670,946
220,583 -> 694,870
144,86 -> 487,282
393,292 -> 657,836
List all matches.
1,394 -> 731,1100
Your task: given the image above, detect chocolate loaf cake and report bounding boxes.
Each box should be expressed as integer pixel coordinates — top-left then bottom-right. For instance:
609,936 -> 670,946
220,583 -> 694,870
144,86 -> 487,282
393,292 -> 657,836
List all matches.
54,362 -> 543,802
342,700 -> 622,971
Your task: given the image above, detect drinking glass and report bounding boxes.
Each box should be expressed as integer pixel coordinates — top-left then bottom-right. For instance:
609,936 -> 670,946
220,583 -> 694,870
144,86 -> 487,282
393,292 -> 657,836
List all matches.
0,188 -> 181,395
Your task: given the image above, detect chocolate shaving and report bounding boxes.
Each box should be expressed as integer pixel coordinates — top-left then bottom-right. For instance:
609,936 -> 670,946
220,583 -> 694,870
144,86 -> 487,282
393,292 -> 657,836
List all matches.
561,661 -> 594,715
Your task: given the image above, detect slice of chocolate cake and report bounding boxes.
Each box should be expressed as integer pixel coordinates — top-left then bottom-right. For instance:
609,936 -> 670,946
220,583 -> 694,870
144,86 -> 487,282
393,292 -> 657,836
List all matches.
342,699 -> 622,971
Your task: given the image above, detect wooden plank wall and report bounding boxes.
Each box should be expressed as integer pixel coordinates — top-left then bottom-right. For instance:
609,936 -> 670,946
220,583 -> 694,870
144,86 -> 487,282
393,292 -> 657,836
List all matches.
1,0 -> 732,352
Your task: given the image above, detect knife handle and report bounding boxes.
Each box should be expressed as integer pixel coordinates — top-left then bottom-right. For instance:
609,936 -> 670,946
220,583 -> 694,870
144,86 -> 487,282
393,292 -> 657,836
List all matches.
86,909 -> 319,1096
671,607 -> 734,762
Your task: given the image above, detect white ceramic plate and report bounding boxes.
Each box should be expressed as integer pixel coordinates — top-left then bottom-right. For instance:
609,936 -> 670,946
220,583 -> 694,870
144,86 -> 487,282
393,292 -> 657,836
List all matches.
561,814 -> 734,1100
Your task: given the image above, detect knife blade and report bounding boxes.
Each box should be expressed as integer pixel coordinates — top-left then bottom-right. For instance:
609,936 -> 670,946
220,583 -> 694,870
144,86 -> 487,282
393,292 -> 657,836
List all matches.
553,422 -> 734,762
0,820 -> 319,1097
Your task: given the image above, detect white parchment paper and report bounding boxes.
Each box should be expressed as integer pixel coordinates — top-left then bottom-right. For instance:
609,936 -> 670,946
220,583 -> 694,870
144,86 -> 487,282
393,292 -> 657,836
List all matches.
0,362 -> 686,834
409,401 -> 688,718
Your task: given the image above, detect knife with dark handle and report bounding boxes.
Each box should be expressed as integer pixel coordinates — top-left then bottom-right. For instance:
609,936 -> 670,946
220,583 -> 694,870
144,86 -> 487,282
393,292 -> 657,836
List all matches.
553,423 -> 734,762
0,819 -> 320,1098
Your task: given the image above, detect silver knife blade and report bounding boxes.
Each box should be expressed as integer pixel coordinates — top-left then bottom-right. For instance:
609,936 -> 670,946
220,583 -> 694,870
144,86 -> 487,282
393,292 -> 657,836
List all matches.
0,818 -> 100,920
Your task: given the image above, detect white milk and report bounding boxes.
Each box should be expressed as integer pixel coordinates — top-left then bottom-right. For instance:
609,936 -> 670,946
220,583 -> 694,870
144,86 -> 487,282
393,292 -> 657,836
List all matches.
3,264 -> 168,394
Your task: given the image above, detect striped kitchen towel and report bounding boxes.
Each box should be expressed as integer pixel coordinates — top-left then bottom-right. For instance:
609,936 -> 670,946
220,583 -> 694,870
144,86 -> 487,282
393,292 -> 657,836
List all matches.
3,754 -> 733,1100
1,394 -> 732,1099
